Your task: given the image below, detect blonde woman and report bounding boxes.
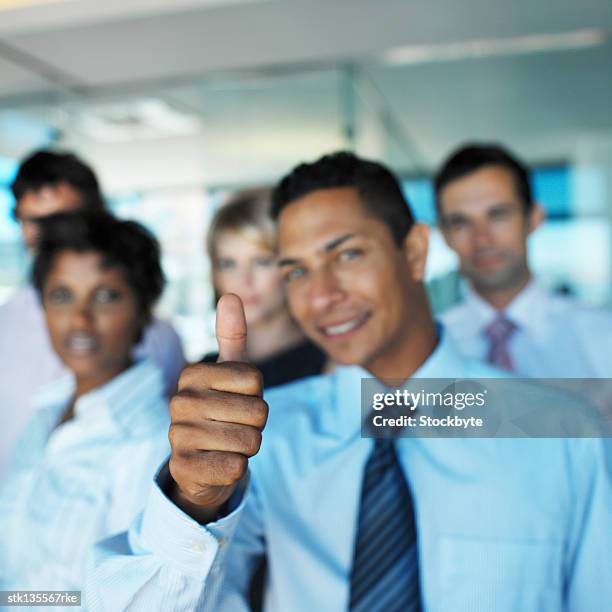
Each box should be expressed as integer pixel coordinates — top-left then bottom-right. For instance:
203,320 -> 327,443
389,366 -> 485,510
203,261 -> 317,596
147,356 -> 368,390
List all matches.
202,188 -> 326,386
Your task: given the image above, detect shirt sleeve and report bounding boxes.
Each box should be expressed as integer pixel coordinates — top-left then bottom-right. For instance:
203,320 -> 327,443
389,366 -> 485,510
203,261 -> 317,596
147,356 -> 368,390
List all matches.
565,438 -> 612,610
134,318 -> 186,397
86,464 -> 265,612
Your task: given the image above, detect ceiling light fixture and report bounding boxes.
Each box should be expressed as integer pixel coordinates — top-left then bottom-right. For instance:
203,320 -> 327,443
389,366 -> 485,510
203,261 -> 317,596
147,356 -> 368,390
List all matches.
64,98 -> 204,143
382,29 -> 608,66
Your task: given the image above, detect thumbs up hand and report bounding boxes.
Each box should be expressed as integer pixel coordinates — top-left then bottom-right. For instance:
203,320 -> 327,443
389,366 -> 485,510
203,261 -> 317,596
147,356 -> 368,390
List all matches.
168,294 -> 267,519
215,292 -> 249,363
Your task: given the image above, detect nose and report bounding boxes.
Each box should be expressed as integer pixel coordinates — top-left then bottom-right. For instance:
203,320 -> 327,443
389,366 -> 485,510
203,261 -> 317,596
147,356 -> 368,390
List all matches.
308,266 -> 345,314
70,302 -> 95,331
472,219 -> 495,249
238,264 -> 255,289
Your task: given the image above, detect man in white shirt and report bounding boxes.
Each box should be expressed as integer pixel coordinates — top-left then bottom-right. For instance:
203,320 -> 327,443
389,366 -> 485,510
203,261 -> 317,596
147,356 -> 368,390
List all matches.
0,150 -> 185,475
436,143 -> 612,377
88,152 -> 611,611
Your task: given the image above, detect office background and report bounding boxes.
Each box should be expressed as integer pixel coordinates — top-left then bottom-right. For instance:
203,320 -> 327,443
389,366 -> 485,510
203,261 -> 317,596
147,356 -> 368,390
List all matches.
1,0 -> 611,360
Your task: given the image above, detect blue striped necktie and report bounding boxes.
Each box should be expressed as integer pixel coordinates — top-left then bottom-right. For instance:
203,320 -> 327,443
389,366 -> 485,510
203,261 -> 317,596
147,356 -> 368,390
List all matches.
349,438 -> 422,612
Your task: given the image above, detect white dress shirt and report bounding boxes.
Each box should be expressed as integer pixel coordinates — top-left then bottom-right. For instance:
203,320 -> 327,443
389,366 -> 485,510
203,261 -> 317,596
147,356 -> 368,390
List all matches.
0,285 -> 185,475
88,333 -> 612,611
0,359 -> 170,607
441,280 -> 612,377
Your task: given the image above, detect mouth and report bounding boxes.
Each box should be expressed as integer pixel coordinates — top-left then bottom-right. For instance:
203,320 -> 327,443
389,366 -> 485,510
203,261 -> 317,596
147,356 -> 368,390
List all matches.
472,251 -> 506,271
318,312 -> 371,339
65,332 -> 99,355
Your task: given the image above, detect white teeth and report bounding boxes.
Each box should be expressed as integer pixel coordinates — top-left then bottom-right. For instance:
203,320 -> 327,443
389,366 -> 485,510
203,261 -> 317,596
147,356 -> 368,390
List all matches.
68,334 -> 97,351
324,317 -> 363,336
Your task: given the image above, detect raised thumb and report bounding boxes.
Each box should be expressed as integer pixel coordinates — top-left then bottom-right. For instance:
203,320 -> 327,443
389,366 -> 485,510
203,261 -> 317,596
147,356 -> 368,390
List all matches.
216,293 -> 248,363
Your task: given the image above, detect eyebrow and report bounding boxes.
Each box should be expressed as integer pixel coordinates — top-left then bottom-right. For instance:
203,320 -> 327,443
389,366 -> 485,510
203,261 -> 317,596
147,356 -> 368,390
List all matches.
443,201 -> 514,220
487,202 -> 514,211
278,233 -> 356,267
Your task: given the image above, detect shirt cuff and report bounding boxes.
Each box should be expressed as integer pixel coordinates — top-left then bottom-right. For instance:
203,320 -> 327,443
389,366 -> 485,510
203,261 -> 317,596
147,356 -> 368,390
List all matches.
134,461 -> 248,580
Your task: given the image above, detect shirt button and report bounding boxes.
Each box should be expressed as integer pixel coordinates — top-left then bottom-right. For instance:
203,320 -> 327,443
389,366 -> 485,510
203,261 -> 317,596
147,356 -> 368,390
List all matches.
218,537 -> 227,547
191,541 -> 206,553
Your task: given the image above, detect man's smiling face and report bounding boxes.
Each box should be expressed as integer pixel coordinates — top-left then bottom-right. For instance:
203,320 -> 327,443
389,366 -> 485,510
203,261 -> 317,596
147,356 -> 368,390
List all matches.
277,187 -> 422,374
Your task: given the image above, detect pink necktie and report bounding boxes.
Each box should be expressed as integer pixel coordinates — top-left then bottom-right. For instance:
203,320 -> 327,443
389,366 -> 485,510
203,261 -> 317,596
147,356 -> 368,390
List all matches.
484,313 -> 517,372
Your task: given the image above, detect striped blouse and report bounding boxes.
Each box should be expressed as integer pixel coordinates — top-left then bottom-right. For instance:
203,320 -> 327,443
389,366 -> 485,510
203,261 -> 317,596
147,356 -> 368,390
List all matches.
0,359 -> 170,604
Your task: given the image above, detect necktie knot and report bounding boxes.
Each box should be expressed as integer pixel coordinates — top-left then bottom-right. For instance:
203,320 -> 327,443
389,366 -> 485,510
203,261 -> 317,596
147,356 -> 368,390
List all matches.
484,313 -> 516,342
484,313 -> 517,371
374,437 -> 395,452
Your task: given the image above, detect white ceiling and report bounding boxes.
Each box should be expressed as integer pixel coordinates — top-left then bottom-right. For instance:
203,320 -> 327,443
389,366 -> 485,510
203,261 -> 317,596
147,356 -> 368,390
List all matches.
0,0 -> 610,100
0,0 -> 611,187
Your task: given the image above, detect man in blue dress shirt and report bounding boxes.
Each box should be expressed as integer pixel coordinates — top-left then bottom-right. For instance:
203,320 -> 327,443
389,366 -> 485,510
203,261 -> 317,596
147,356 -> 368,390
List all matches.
435,143 -> 612,378
90,152 -> 611,611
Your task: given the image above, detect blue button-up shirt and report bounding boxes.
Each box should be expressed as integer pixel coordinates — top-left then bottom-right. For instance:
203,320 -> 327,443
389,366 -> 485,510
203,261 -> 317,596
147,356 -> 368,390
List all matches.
89,335 -> 612,611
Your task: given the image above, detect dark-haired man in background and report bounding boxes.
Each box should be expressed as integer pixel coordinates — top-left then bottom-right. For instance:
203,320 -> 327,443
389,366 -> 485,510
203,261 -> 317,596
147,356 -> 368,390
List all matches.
436,143 -> 612,376
90,152 -> 611,611
0,150 -> 185,474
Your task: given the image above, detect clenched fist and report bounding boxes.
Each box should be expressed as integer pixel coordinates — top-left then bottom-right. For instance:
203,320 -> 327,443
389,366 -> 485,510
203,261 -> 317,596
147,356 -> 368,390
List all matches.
168,294 -> 268,521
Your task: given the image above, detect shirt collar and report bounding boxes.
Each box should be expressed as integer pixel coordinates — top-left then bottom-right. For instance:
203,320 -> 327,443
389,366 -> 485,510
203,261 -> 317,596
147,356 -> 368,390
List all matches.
504,280 -> 551,343
33,373 -> 75,410
324,326 -> 470,439
75,359 -> 164,436
461,279 -> 551,344
33,359 -> 165,438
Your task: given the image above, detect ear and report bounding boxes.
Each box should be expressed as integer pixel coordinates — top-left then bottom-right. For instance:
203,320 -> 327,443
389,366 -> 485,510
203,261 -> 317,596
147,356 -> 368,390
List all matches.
402,223 -> 430,282
527,204 -> 545,236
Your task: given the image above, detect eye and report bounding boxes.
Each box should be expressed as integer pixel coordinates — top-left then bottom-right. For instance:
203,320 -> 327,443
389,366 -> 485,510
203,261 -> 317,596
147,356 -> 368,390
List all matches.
337,247 -> 363,262
284,266 -> 307,283
93,287 -> 123,304
215,258 -> 235,271
489,208 -> 512,220
46,286 -> 72,305
444,216 -> 469,230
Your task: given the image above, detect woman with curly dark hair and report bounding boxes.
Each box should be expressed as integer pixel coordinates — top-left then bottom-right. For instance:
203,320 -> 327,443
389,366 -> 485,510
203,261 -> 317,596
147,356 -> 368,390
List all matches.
0,211 -> 170,596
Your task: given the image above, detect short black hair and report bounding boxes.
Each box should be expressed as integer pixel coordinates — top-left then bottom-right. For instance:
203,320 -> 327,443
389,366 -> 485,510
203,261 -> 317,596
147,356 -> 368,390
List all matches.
271,151 -> 414,245
434,143 -> 534,216
32,211 -> 164,331
11,150 -> 105,219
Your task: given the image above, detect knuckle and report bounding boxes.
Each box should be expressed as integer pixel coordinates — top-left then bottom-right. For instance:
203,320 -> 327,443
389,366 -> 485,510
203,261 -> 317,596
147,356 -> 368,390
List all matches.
224,453 -> 247,481
168,422 -> 182,449
179,363 -> 214,391
251,398 -> 269,427
244,366 -> 264,393
168,423 -> 199,454
170,452 -> 206,494
178,364 -> 199,387
168,453 -> 187,485
244,429 -> 262,457
169,393 -> 188,419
